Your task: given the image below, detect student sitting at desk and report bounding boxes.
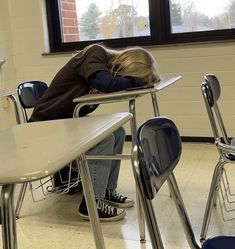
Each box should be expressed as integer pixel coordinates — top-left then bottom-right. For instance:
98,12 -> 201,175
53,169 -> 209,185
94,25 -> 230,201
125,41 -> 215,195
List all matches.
29,43 -> 160,222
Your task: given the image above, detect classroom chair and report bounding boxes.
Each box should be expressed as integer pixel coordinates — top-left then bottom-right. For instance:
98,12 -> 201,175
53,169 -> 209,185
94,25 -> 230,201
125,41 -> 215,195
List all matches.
15,81 -> 80,219
131,116 -> 235,249
17,81 -> 48,122
200,74 -> 235,241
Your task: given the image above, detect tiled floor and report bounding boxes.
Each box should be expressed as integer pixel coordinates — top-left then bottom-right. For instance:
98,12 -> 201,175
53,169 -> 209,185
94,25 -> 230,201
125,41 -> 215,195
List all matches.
2,142 -> 235,248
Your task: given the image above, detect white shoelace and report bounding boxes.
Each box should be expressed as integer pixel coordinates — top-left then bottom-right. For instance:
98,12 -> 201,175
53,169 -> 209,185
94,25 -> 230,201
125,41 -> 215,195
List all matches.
107,189 -> 127,202
96,199 -> 116,215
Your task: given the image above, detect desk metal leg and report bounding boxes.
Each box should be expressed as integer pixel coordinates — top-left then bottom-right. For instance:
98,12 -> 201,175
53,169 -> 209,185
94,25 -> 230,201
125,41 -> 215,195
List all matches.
1,184 -> 17,249
150,92 -> 160,116
7,95 -> 25,220
129,99 -> 146,242
15,183 -> 28,219
77,154 -> 106,249
132,158 -> 164,249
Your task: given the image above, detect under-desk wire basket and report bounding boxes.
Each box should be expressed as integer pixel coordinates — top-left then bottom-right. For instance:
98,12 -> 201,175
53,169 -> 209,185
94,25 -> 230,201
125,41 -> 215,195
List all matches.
29,162 -> 81,202
218,167 -> 235,221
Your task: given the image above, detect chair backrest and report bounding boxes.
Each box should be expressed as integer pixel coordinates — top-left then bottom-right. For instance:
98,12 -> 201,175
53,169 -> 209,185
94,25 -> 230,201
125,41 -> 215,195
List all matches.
136,116 -> 182,200
17,81 -> 48,122
133,116 -> 235,249
132,117 -> 200,249
201,74 -> 229,144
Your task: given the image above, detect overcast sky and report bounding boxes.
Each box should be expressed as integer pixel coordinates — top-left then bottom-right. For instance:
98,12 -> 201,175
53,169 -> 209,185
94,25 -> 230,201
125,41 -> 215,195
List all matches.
172,0 -> 231,17
75,0 -> 232,19
75,0 -> 149,18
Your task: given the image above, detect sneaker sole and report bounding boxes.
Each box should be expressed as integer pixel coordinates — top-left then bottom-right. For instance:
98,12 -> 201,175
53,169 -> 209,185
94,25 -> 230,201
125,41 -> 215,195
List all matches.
103,199 -> 134,208
78,210 -> 126,222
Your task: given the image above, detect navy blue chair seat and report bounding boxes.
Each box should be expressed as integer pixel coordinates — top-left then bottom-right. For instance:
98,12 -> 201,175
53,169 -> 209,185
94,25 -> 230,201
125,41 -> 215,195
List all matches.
202,236 -> 235,249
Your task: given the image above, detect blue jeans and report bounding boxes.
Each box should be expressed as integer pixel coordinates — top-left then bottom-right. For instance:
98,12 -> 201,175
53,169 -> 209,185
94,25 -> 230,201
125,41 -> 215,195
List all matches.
86,127 -> 125,199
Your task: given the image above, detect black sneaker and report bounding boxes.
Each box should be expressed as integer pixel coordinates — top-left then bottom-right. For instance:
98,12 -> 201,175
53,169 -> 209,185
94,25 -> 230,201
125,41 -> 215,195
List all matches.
78,197 -> 126,222
104,189 -> 134,208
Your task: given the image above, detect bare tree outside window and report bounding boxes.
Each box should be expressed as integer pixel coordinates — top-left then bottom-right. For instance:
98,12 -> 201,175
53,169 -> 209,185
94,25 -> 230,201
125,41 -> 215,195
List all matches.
170,0 -> 235,33
59,0 -> 150,42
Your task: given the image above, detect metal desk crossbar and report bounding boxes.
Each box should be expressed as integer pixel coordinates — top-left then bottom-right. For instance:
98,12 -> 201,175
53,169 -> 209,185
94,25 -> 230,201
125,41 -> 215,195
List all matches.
73,75 -> 182,241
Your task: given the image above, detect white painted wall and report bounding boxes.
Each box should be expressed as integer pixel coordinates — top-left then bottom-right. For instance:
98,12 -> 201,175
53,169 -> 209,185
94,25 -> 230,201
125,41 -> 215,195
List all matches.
1,0 -> 235,137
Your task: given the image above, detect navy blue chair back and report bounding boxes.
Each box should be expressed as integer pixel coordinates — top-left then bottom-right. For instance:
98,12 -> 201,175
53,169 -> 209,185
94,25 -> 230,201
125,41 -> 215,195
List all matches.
136,116 -> 182,200
17,81 -> 48,121
203,74 -> 221,107
17,81 -> 48,109
133,116 -> 235,249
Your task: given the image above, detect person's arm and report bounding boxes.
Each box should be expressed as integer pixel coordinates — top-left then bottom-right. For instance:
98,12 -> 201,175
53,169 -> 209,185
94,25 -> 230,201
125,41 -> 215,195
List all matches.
88,70 -> 141,93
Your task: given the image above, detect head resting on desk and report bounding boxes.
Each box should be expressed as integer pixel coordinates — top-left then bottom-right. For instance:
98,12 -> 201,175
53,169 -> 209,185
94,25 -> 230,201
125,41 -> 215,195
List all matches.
110,46 -> 160,85
76,44 -> 160,86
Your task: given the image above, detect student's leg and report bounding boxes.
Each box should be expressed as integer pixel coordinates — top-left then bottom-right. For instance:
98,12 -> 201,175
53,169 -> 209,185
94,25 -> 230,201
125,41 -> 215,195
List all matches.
86,133 -> 115,199
106,127 -> 125,190
105,127 -> 134,208
78,132 -> 126,221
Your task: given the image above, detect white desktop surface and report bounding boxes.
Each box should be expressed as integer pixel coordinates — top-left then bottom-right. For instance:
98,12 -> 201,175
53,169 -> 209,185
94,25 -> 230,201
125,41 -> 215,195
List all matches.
73,76 -> 182,103
0,112 -> 132,184
0,90 -> 16,98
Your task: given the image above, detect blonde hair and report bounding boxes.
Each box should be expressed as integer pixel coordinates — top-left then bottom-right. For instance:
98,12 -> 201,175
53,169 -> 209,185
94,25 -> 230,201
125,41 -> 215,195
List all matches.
75,44 -> 160,85
109,47 -> 160,85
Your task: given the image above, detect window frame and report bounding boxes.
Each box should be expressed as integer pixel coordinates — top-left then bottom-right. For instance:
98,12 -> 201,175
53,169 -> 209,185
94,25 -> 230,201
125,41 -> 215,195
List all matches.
45,0 -> 235,53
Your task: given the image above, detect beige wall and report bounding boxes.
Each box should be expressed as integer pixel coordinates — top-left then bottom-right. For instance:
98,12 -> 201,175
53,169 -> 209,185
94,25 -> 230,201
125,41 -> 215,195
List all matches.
1,0 -> 235,137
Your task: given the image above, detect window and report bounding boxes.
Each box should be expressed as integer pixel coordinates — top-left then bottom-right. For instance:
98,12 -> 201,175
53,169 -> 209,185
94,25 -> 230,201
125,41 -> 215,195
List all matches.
166,0 -> 235,43
46,0 -> 235,52
170,0 -> 235,33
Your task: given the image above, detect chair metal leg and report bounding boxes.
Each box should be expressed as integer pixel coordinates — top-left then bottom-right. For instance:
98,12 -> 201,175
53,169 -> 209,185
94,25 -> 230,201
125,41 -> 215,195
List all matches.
15,183 -> 28,219
1,184 -> 18,249
200,159 -> 225,242
129,99 -> 146,242
150,92 -> 160,116
132,148 -> 200,249
167,174 -> 200,249
77,154 -> 106,249
139,191 -> 164,249
212,167 -> 224,208
136,190 -> 146,242
131,151 -> 164,249
150,92 -> 172,199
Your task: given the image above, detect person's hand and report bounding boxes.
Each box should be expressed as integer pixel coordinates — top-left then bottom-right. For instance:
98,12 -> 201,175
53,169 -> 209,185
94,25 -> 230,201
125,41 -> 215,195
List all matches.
89,87 -> 102,94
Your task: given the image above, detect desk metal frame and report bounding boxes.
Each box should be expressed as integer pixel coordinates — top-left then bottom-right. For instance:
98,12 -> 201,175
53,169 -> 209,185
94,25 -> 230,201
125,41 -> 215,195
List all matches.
73,76 -> 182,241
0,114 -> 132,249
0,91 -> 21,124
1,154 -> 105,249
0,91 -> 28,219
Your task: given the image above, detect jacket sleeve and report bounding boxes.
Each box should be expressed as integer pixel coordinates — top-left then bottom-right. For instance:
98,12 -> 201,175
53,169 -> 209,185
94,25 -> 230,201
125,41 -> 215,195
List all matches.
88,70 -> 141,93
